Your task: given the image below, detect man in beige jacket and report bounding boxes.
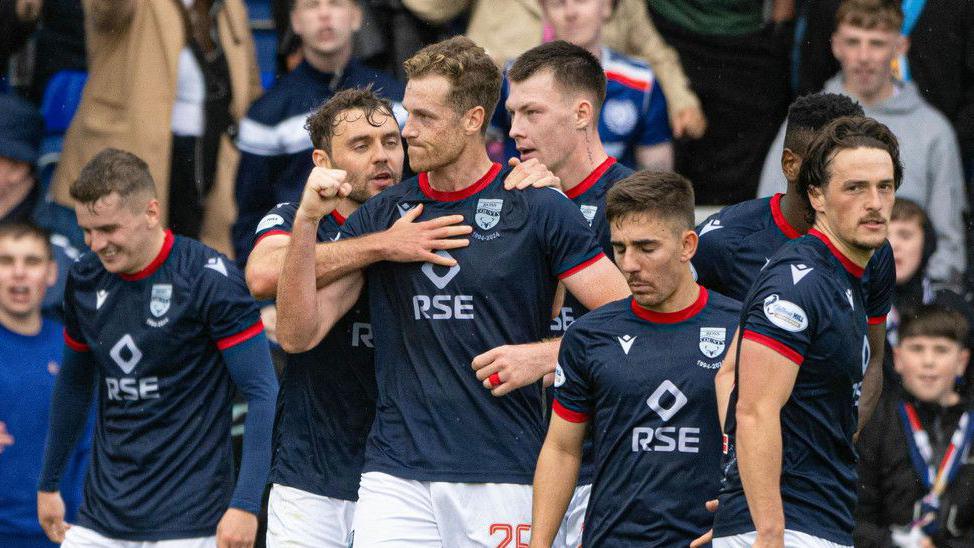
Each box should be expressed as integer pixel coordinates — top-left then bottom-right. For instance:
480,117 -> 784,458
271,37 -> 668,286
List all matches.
403,0 -> 707,140
49,0 -> 263,257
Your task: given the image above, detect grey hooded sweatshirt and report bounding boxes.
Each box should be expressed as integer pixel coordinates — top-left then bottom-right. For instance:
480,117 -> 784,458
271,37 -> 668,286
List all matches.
757,75 -> 968,281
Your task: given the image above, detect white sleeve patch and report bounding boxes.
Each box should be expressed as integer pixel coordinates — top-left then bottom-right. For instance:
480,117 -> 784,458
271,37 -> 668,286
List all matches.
554,363 -> 566,387
762,294 -> 808,332
256,214 -> 285,233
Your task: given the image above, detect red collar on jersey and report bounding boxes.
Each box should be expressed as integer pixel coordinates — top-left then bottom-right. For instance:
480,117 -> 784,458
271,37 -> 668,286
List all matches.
631,285 -> 709,324
419,162 -> 501,202
770,193 -> 802,240
808,228 -> 865,278
120,229 -> 175,281
564,157 -> 617,199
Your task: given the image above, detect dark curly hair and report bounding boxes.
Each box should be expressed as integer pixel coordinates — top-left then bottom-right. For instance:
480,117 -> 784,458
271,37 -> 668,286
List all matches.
784,93 -> 864,155
304,86 -> 395,154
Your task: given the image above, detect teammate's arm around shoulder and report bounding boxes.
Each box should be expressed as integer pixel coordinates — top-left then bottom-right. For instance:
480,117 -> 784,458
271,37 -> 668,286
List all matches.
529,414 -> 587,548
735,339 -> 799,548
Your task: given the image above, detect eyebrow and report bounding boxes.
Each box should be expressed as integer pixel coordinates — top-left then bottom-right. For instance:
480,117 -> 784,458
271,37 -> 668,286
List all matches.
610,238 -> 660,246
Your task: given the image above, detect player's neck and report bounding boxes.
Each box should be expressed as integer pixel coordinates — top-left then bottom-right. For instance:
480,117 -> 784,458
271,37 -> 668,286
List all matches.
426,147 -> 494,193
811,221 -> 873,268
645,276 -> 700,314
843,77 -> 895,107
128,229 -> 169,275
0,307 -> 42,336
303,44 -> 351,75
779,189 -> 812,234
559,137 -> 610,193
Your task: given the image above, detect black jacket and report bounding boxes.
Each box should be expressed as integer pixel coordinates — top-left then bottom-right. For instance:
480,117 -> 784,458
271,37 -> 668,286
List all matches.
855,393 -> 974,547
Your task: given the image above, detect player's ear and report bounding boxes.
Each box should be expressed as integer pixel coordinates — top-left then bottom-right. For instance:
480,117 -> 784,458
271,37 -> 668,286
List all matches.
350,1 -> 363,32
892,345 -> 904,375
807,183 -> 826,215
781,149 -> 801,182
313,149 -> 333,169
576,99 -> 594,131
463,106 -> 486,136
681,229 -> 699,262
896,34 -> 910,57
143,197 -> 162,228
957,347 -> 970,377
44,259 -> 58,288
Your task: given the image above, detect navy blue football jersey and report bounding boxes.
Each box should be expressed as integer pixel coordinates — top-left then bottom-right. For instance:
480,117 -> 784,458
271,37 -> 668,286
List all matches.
713,229 -> 872,545
693,193 -> 894,325
548,157 -> 633,336
554,287 -> 740,546
339,163 -> 604,483
62,231 -> 264,540
254,203 -> 376,501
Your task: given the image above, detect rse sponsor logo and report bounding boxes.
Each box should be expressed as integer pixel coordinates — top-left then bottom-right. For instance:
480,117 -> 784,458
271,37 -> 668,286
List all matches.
412,295 -> 474,320
762,294 -> 808,332
549,307 -> 576,332
632,380 -> 700,453
352,322 -> 374,348
105,377 -> 160,401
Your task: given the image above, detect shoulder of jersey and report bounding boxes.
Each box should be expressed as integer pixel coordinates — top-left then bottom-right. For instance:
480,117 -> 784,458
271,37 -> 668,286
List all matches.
178,237 -> 239,280
697,198 -> 773,239
705,289 -> 744,315
761,239 -> 828,287
69,249 -> 106,280
602,49 -> 655,91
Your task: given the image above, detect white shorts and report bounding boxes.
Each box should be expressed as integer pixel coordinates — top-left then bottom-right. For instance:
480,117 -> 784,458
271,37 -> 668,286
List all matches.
62,525 -> 215,548
351,471 -> 532,547
266,483 -> 356,548
713,530 -> 852,548
553,484 -> 590,548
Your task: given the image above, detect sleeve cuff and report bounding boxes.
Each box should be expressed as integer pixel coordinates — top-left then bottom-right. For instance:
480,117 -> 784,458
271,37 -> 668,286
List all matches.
254,229 -> 290,246
217,320 -> 265,350
63,329 -> 90,352
867,315 -> 887,325
553,399 -> 590,423
742,329 -> 804,366
557,252 -> 605,280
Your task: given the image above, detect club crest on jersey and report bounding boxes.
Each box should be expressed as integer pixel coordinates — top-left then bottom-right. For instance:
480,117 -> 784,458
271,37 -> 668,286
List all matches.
579,205 -> 598,227
763,294 -> 808,332
475,198 -> 503,231
699,327 -> 726,358
603,98 -> 638,135
149,284 -> 172,318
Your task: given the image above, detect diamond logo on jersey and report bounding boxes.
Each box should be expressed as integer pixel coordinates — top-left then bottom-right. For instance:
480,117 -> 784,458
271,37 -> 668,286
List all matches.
699,219 -> 724,236
618,334 -> 637,355
149,284 -> 172,317
554,364 -> 566,387
763,294 -> 808,332
109,334 -> 143,374
96,289 -> 109,310
646,380 -> 688,421
205,257 -> 228,277
790,264 -> 813,285
579,205 -> 598,227
421,251 -> 460,289
397,202 -> 415,218
699,327 -> 727,358
846,289 -> 855,309
603,98 -> 638,135
475,198 -> 503,230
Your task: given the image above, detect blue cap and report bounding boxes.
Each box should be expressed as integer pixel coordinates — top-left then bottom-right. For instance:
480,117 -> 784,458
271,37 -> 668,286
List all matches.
0,94 -> 43,165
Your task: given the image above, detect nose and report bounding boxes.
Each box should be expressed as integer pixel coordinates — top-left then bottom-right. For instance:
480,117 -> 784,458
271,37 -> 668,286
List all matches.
11,259 -> 27,278
864,185 -> 883,212
402,115 -> 418,140
88,231 -> 107,252
509,113 -> 525,141
616,250 -> 639,273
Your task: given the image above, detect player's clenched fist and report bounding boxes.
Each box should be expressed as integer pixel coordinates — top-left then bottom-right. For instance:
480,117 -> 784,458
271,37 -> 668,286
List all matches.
297,167 -> 351,222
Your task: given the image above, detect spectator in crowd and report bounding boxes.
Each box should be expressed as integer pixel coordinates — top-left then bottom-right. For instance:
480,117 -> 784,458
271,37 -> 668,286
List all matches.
796,1 -> 973,186
492,0 -> 673,172
0,0 -> 41,72
232,0 -> 403,263
402,0 -> 706,140
48,0 -> 263,256
0,94 -> 81,318
0,222 -> 90,548
25,0 -> 88,105
759,0 -> 968,283
645,0 -> 795,204
856,305 -> 974,547
886,199 -> 974,353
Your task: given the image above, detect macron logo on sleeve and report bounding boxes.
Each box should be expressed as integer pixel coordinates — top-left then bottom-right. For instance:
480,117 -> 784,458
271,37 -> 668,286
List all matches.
618,335 -> 637,355
96,290 -> 109,310
698,219 -> 723,236
790,264 -> 813,285
205,257 -> 228,277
